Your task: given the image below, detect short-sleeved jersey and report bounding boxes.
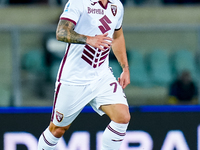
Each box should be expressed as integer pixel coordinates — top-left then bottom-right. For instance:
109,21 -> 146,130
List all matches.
57,0 -> 124,85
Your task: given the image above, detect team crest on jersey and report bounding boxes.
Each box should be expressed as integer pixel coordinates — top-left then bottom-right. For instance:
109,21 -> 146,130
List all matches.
111,5 -> 117,16
56,111 -> 64,122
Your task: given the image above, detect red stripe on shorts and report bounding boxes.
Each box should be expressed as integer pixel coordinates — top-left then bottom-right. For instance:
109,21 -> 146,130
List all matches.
51,82 -> 62,122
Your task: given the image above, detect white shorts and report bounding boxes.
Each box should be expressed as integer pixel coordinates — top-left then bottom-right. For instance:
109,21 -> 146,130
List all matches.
51,72 -> 128,127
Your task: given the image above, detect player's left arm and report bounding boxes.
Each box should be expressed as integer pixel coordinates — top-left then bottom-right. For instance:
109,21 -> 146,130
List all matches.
112,27 -> 130,89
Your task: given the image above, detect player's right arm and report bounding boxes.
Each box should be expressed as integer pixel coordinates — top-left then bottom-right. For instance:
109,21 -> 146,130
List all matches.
56,19 -> 112,51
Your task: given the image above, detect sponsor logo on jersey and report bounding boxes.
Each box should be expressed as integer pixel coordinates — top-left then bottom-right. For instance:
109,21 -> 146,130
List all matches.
111,5 -> 117,16
64,2 -> 70,12
56,111 -> 64,122
88,7 -> 104,15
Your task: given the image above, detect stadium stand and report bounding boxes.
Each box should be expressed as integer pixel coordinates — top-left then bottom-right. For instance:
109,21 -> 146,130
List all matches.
172,49 -> 197,81
0,86 -> 10,106
2,6 -> 200,106
49,61 -> 60,82
129,50 -> 151,87
21,49 -> 46,73
148,49 -> 172,86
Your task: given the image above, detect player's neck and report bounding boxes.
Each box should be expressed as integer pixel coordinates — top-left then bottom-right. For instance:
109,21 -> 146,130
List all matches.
99,0 -> 108,7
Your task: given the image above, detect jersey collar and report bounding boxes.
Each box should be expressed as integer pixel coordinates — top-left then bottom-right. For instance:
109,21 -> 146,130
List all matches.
90,0 -> 114,9
90,0 -> 114,4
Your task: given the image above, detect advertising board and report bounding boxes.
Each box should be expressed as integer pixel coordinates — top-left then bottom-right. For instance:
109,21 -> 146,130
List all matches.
0,106 -> 200,150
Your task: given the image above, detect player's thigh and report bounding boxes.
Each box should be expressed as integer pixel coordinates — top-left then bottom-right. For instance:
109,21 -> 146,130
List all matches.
90,72 -> 129,121
100,104 -> 130,124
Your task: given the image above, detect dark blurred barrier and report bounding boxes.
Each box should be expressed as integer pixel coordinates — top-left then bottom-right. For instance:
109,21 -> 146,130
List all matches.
0,105 -> 200,150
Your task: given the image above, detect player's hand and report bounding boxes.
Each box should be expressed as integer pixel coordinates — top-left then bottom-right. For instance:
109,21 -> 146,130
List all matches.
118,68 -> 130,89
86,33 -> 113,51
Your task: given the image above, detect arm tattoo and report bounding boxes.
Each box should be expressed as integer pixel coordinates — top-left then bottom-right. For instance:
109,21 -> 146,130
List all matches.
56,20 -> 87,44
120,63 -> 129,70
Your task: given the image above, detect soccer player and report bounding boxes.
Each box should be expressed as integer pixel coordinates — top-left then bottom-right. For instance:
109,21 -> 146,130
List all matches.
37,0 -> 130,149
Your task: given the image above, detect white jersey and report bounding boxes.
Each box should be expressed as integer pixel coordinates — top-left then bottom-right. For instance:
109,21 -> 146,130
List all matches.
57,0 -> 124,85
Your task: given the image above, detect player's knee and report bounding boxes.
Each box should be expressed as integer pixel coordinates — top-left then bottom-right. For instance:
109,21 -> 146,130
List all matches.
52,127 -> 66,138
49,122 -> 70,138
122,113 -> 131,124
114,112 -> 131,124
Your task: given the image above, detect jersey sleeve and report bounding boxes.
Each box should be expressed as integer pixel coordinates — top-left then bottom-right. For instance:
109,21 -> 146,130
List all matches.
115,4 -> 124,30
60,0 -> 84,25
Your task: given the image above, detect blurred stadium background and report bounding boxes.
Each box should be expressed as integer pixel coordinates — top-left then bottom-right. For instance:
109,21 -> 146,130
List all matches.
0,0 -> 200,106
1,0 -> 200,150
